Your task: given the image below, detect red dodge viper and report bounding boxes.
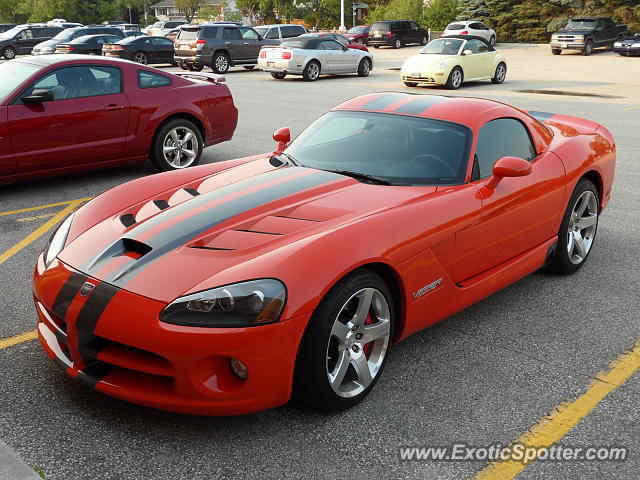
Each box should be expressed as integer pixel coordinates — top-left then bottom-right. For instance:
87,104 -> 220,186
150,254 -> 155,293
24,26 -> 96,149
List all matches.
33,93 -> 615,415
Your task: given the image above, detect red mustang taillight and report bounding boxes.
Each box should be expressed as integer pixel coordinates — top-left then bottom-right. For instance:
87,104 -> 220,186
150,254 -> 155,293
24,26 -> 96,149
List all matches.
282,51 -> 292,59
259,49 -> 266,58
262,49 -> 292,59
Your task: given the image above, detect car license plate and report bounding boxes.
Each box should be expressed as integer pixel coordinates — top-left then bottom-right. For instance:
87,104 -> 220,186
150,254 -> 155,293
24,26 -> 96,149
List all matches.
412,72 -> 420,77
561,43 -> 567,48
267,62 -> 275,67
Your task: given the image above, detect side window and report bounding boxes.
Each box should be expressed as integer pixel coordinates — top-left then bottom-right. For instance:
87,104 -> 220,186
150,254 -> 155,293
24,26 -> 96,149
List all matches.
466,39 -> 485,53
223,28 -> 241,40
468,22 -> 482,30
17,29 -> 33,40
71,30 -> 86,40
475,118 -> 537,179
321,40 -> 343,51
30,66 -> 121,101
138,70 -> 172,89
282,26 -> 302,38
151,37 -> 172,47
239,27 -> 259,40
265,28 -> 279,39
410,22 -> 420,31
143,38 -> 153,46
203,27 -> 218,39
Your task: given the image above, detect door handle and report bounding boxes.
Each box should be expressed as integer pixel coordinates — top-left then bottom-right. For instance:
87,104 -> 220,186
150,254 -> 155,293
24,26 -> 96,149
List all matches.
104,104 -> 124,111
225,41 -> 231,45
243,42 -> 249,45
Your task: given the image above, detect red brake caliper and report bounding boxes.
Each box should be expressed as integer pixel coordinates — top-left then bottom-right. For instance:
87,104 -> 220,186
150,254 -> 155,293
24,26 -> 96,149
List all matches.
363,312 -> 374,357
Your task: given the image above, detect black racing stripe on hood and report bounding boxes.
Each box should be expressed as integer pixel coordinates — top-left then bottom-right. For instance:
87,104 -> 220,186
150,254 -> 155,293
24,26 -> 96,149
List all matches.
51,272 -> 88,320
360,92 -> 409,111
101,169 -> 343,287
74,281 -> 119,348
393,95 -> 446,114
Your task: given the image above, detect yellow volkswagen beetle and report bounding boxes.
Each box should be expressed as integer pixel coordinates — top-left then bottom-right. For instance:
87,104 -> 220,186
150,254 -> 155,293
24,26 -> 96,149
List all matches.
401,35 -> 507,89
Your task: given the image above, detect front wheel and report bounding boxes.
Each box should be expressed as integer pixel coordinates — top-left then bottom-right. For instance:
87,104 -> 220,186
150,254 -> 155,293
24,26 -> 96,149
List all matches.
2,46 -> 16,60
582,40 -> 593,56
303,60 -> 320,81
420,35 -> 427,46
489,35 -> 496,47
393,38 -> 401,49
187,63 -> 204,72
357,58 -> 371,77
212,52 -> 230,74
271,72 -> 286,79
373,45 -> 379,49
546,179 -> 599,274
133,51 -> 148,65
293,270 -> 395,411
150,119 -> 204,172
551,48 -> 562,55
491,62 -> 507,84
404,81 -> 418,87
445,67 -> 463,89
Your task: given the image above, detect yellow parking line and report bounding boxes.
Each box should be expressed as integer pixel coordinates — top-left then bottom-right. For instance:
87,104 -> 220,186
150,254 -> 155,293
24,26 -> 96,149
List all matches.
475,340 -> 640,480
0,197 -> 93,217
16,213 -> 57,223
623,106 -> 640,111
0,199 -> 87,267
0,330 -> 38,350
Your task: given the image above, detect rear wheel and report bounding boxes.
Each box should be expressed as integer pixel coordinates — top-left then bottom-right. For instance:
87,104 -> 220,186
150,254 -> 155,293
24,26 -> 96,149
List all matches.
489,35 -> 496,47
243,65 -> 255,70
357,58 -> 371,77
303,60 -> 320,81
420,35 -> 427,46
393,38 -> 401,49
491,62 -> 507,84
150,119 -> 203,172
445,67 -> 463,89
212,52 -> 230,74
271,72 -> 286,79
546,179 -> 599,274
2,46 -> 16,60
187,63 -> 204,72
582,40 -> 593,56
133,51 -> 148,65
293,270 -> 395,411
551,48 -> 562,55
179,62 -> 189,70
373,45 -> 380,49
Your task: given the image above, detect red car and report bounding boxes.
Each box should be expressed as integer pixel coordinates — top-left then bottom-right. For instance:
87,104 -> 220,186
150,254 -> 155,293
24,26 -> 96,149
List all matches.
301,32 -> 369,52
344,25 -> 370,45
0,55 -> 237,183
33,93 -> 615,415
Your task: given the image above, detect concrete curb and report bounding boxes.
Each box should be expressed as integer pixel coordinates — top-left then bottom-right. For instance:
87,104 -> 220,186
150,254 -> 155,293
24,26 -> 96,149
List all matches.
0,440 -> 41,480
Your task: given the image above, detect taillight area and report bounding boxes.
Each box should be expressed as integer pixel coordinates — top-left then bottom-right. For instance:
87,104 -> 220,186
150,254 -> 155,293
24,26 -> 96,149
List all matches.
262,49 -> 292,60
259,49 -> 266,58
461,30 -> 469,35
282,51 -> 292,59
386,32 -> 393,38
112,45 -> 124,51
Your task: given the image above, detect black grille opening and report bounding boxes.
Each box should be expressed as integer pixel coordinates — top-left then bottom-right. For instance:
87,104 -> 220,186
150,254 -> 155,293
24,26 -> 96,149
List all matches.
120,214 -> 136,227
122,238 -> 152,257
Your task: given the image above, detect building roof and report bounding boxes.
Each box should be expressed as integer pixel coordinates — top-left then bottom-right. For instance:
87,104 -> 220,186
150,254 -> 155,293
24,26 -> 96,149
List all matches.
151,0 -> 221,7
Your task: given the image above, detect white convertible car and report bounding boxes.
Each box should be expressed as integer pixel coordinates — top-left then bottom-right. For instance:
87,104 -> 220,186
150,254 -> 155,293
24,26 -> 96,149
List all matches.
401,35 -> 507,89
258,36 -> 374,82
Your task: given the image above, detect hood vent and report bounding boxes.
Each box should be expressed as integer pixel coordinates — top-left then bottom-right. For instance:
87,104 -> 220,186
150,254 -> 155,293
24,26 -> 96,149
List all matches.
119,187 -> 202,229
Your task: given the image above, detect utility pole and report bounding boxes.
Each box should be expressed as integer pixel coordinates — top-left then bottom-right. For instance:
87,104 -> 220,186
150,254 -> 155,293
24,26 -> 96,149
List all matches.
339,0 -> 345,31
144,0 -> 148,24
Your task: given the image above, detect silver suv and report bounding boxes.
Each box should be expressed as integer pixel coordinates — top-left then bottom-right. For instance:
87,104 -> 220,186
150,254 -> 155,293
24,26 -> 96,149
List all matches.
174,24 -> 278,73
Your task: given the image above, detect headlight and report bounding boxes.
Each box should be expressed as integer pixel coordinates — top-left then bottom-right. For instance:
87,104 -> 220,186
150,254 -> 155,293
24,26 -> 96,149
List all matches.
614,42 -> 622,46
160,279 -> 286,327
43,213 -> 74,267
574,35 -> 584,41
437,60 -> 449,69
633,42 -> 640,47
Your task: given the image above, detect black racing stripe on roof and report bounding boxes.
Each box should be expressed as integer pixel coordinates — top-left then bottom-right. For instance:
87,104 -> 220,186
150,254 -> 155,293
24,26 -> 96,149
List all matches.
360,92 -> 409,111
393,95 -> 447,114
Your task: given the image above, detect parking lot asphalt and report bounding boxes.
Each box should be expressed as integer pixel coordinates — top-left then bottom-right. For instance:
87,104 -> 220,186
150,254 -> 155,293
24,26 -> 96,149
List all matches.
0,44 -> 639,480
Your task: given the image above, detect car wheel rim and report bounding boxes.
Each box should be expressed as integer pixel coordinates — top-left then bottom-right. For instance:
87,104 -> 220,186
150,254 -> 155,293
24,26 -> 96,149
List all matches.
422,36 -> 427,45
134,53 -> 147,64
216,56 -> 228,72
497,64 -> 506,82
567,190 -> 598,265
309,63 -> 319,79
162,127 -> 199,168
362,60 -> 369,75
453,70 -> 462,87
395,39 -> 400,48
326,287 -> 391,399
5,49 -> 14,59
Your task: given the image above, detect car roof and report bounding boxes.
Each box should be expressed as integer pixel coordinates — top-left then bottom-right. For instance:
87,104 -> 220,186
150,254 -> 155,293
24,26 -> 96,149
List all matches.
281,37 -> 323,49
69,34 -> 121,42
10,54 -> 135,67
257,24 -> 302,28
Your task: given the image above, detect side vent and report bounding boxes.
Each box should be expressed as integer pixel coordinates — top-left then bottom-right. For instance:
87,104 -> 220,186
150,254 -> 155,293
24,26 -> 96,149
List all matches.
121,238 -> 152,259
184,188 -> 199,196
153,200 -> 170,210
120,214 -> 136,228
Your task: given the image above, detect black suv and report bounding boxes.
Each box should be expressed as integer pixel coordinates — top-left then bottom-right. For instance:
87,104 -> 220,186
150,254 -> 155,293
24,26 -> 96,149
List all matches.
368,20 -> 427,48
174,24 -> 278,73
0,23 -> 16,34
0,24 -> 64,58
32,26 -> 126,55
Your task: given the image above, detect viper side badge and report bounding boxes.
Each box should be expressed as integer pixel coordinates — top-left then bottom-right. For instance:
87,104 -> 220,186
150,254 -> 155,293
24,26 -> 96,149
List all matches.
413,278 -> 443,300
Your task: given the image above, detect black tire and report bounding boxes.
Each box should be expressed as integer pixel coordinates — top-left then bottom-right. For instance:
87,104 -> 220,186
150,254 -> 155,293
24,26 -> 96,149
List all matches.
420,35 -> 427,46
212,52 -> 230,74
179,62 -> 189,70
357,58 -> 371,77
302,60 -> 320,81
243,65 -> 255,70
445,66 -> 463,89
373,45 -> 380,49
133,51 -> 148,65
271,72 -> 286,79
582,40 -> 593,56
293,269 -> 396,411
187,63 -> 204,72
489,35 -> 496,47
491,62 -> 507,84
149,118 -> 204,172
357,37 -> 364,44
546,179 -> 599,274
404,81 -> 418,87
551,48 -> 562,55
2,46 -> 16,60
393,38 -> 402,49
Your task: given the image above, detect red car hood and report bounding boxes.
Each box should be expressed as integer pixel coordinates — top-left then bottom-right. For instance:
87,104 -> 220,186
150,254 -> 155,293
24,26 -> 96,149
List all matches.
59,159 -> 432,302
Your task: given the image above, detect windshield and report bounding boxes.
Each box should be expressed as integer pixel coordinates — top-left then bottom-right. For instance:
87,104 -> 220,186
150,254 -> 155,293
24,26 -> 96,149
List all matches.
284,111 -> 471,186
420,38 -> 463,55
446,24 -> 465,30
52,28 -> 77,41
0,26 -> 23,39
565,19 -> 596,30
347,27 -> 366,34
371,22 -> 390,33
0,61 -> 41,102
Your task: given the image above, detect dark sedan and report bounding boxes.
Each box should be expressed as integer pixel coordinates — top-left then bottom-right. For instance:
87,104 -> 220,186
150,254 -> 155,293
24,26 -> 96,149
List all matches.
56,34 -> 122,55
102,35 -> 175,65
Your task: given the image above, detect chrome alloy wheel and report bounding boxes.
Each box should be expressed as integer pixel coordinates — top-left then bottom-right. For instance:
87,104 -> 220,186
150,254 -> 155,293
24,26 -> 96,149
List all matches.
307,62 -> 320,80
326,288 -> 391,398
567,190 -> 598,265
451,69 -> 463,88
215,54 -> 229,72
133,52 -> 148,64
496,64 -> 506,82
162,127 -> 199,168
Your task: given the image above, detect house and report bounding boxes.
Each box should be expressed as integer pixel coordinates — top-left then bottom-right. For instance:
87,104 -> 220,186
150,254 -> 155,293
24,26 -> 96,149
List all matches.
151,0 -> 235,22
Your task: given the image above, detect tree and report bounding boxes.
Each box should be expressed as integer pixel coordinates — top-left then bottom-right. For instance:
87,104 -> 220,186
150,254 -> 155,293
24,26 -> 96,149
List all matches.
366,0 -> 423,24
301,0 -> 340,30
175,0 -> 206,22
423,0 -> 459,30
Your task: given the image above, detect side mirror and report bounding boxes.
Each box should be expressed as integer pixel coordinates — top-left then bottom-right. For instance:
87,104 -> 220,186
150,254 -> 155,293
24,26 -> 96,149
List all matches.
273,127 -> 290,153
462,49 -> 472,56
21,89 -> 54,105
482,156 -> 531,195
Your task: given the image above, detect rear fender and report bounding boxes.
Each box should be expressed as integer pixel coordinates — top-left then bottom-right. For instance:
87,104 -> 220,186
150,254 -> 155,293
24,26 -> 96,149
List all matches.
528,111 -> 600,135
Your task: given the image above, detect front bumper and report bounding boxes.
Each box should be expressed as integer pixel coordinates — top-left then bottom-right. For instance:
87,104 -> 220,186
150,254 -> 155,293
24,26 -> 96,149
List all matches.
33,257 -> 310,415
549,41 -> 586,50
401,70 -> 447,85
613,45 -> 640,55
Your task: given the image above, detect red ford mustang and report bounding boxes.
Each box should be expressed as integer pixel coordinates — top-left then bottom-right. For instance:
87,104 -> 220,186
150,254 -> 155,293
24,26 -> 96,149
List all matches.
0,55 -> 237,183
33,93 -> 615,415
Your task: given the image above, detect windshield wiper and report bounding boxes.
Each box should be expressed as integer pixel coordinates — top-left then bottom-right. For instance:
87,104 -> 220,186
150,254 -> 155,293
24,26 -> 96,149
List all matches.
271,152 -> 301,167
331,170 -> 392,185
